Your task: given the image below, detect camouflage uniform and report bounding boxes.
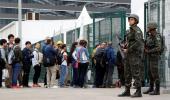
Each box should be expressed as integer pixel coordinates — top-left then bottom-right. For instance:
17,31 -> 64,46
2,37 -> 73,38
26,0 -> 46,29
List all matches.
124,25 -> 143,88
118,14 -> 143,98
145,32 -> 161,91
140,40 -> 145,86
143,22 -> 161,95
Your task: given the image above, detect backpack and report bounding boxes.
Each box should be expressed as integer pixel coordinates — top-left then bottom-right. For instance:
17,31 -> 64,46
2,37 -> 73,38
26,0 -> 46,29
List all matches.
56,50 -> 64,65
100,51 -> 106,67
43,47 -> 56,67
33,49 -> 43,64
0,48 -> 6,69
8,46 -> 17,65
95,48 -> 106,67
43,56 -> 56,67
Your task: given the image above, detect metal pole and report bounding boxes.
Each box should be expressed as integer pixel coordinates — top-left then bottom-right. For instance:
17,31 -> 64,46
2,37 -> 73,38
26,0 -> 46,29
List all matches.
110,17 -> 113,42
18,0 -> 22,46
93,17 -> 95,48
144,2 -> 148,39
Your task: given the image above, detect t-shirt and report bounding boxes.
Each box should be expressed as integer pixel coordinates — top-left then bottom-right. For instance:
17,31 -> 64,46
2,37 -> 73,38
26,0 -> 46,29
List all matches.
76,46 -> 89,63
61,50 -> 67,66
72,50 -> 77,60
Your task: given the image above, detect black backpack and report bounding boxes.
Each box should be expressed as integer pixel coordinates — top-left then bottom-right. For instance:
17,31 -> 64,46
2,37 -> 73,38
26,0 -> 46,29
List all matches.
100,50 -> 107,67
56,50 -> 64,65
43,56 -> 56,67
0,49 -> 6,69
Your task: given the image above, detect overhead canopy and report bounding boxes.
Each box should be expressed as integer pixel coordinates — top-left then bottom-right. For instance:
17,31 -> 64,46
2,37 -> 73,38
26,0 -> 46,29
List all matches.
76,6 -> 93,41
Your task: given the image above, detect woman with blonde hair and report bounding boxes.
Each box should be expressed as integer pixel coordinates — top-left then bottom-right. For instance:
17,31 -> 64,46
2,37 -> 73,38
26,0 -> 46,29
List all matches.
32,43 -> 43,87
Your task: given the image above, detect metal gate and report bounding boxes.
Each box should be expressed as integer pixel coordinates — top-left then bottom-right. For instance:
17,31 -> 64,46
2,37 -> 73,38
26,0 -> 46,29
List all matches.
90,11 -> 126,82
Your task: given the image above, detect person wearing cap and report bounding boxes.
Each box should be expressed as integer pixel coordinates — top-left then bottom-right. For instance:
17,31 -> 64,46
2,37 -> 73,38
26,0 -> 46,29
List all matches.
118,14 -> 143,97
56,41 -> 63,50
143,22 -> 161,95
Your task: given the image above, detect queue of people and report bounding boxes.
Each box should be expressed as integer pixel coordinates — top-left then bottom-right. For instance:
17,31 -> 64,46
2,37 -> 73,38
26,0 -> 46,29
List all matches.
0,34 -> 91,89
0,13 -> 163,98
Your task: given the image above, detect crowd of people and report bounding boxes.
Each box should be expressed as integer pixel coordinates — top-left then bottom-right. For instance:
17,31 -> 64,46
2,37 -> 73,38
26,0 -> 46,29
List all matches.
0,34 -> 117,89
0,13 -> 162,98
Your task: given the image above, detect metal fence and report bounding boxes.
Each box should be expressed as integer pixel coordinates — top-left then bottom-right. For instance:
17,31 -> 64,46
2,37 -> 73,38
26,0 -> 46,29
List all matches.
30,11 -> 127,84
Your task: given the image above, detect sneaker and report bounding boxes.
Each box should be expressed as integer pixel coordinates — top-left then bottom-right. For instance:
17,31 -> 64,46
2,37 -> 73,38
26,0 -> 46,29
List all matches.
44,85 -> 48,88
33,84 -> 39,87
6,85 -> 12,88
37,84 -> 41,87
12,85 -> 21,89
23,85 -> 31,88
19,85 -> 23,88
51,86 -> 59,88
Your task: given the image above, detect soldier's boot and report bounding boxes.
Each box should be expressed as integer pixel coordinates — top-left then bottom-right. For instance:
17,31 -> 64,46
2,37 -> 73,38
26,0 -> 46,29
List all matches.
118,87 -> 131,97
143,83 -> 154,94
131,87 -> 142,98
149,84 -> 160,95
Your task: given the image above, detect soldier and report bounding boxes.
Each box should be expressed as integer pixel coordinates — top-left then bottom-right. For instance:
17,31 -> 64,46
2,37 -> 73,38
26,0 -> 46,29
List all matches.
118,14 -> 143,98
143,22 -> 161,95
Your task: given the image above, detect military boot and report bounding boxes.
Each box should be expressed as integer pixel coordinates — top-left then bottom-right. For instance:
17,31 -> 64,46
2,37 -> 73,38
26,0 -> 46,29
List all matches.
131,87 -> 142,98
118,87 -> 131,97
149,84 -> 160,95
143,83 -> 154,94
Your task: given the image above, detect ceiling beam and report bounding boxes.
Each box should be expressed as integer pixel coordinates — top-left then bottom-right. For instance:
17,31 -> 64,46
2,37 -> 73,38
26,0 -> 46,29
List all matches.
60,0 -> 131,4
0,13 -> 76,20
0,2 -> 130,13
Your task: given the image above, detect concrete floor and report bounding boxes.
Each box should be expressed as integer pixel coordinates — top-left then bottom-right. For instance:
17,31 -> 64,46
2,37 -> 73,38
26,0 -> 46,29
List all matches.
0,87 -> 170,100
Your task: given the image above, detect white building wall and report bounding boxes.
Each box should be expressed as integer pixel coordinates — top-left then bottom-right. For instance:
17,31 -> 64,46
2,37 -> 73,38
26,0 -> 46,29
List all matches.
164,0 -> 170,86
0,22 -> 18,40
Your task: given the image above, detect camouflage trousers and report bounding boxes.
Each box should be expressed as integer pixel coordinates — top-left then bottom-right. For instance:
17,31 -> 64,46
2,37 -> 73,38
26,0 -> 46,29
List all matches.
140,59 -> 145,82
148,55 -> 160,85
124,53 -> 142,88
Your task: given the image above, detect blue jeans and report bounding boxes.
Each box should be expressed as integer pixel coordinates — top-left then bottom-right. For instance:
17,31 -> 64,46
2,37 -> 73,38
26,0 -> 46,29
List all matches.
71,61 -> 79,86
0,68 -> 2,87
59,65 -> 67,87
12,63 -> 21,86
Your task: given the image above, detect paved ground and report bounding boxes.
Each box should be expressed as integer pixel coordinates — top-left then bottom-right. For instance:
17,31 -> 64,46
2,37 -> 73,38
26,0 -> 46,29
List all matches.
0,87 -> 170,100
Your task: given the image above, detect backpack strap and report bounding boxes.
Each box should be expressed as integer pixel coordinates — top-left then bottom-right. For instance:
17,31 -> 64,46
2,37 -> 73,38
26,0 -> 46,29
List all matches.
0,48 -> 2,58
12,45 -> 18,58
34,49 -> 40,62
